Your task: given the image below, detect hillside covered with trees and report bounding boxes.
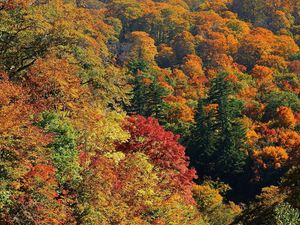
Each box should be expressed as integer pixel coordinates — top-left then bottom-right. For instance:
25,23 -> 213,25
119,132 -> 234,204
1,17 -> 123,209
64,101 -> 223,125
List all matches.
0,0 -> 300,224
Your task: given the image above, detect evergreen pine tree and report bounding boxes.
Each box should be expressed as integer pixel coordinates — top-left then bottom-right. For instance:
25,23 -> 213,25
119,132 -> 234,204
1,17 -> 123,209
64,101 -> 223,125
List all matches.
188,72 -> 247,183
188,99 -> 217,175
127,60 -> 168,121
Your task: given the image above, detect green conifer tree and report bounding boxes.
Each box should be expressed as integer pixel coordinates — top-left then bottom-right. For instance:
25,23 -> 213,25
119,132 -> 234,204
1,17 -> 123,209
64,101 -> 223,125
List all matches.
188,73 -> 247,183
127,60 -> 168,121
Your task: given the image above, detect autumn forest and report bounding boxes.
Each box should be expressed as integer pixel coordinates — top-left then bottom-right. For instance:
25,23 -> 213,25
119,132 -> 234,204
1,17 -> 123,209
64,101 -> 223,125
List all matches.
0,0 -> 300,224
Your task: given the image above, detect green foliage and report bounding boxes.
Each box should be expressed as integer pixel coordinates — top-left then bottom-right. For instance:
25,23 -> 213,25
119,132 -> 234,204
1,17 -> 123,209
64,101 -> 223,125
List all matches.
273,202 -> 300,225
127,61 -> 169,121
0,7 -> 66,79
263,91 -> 300,120
232,0 -> 296,32
189,73 -> 247,181
0,190 -> 12,210
38,111 -> 81,188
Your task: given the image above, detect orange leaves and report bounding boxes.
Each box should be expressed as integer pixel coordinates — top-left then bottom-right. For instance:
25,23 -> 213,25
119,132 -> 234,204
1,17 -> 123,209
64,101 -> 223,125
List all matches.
277,130 -> 300,165
1,0 -> 300,222
0,72 -> 30,133
238,27 -> 299,69
182,54 -> 205,82
224,73 -> 238,83
251,65 -> 276,92
272,34 -> 299,57
21,163 -> 70,225
27,55 -> 87,110
134,1 -> 189,43
249,122 -> 300,170
190,10 -> 250,70
252,145 -> 289,182
26,164 -> 56,182
246,130 -> 260,146
152,219 -> 166,225
0,72 -> 47,146
252,65 -> 273,79
198,30 -> 232,69
0,74 -> 69,224
258,55 -> 287,70
204,104 -> 219,114
238,28 -> 273,69
237,87 -> 257,101
25,164 -> 58,200
275,106 -> 296,128
192,11 -> 225,34
253,146 -> 288,171
0,71 -> 52,148
122,31 -> 158,65
164,96 -> 195,122
277,130 -> 300,151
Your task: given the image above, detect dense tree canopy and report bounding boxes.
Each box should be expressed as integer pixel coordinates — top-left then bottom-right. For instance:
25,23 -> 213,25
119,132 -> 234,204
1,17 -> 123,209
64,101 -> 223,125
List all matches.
0,0 -> 300,224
